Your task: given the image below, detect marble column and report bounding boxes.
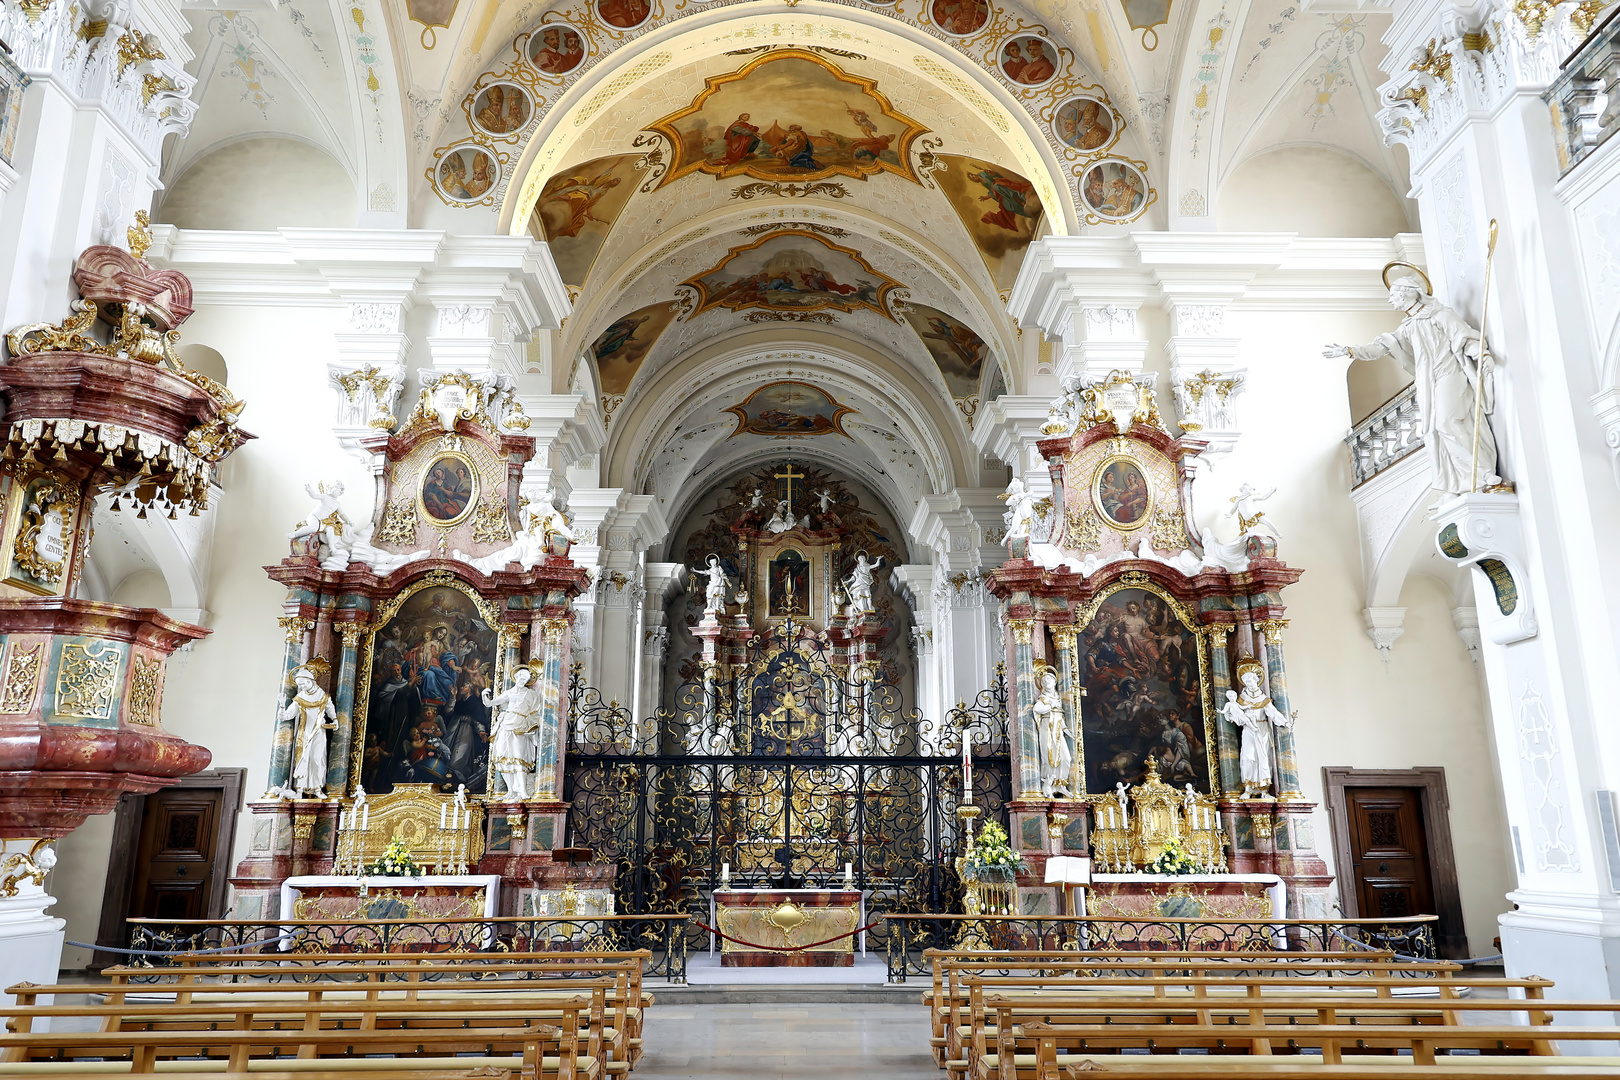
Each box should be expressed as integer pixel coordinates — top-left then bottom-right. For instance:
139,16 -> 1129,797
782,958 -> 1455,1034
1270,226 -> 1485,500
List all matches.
1009,618 -> 1041,799
1255,619 -> 1301,798
266,615 -> 313,793
1207,624 -> 1240,794
326,621 -> 367,795
536,618 -> 570,800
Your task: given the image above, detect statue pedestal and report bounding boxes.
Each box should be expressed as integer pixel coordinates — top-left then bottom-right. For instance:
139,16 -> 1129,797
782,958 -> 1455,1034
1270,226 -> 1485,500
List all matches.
0,839 -> 63,1007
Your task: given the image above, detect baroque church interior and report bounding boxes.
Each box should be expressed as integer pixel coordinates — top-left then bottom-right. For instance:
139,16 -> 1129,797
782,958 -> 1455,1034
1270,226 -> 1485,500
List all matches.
1,0 -> 1619,1071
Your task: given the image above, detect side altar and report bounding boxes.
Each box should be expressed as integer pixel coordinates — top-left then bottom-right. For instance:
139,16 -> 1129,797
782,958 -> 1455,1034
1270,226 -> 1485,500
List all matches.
982,372 -> 1333,921
230,370 -> 603,921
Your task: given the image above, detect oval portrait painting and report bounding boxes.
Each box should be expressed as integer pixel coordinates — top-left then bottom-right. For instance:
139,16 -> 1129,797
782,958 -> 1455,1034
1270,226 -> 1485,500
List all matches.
597,0 -> 651,29
420,454 -> 478,526
1094,458 -> 1151,530
931,0 -> 989,36
436,146 -> 498,203
1055,96 -> 1114,151
472,83 -> 531,136
527,24 -> 585,76
1000,35 -> 1058,86
1082,160 -> 1148,220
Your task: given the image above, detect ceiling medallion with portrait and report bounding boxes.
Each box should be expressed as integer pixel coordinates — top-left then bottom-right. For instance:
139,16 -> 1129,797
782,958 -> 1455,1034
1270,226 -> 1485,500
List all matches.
645,49 -> 931,187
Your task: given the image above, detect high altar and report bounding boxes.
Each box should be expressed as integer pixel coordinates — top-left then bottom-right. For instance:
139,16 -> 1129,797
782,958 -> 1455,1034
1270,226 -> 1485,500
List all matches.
984,372 -> 1333,921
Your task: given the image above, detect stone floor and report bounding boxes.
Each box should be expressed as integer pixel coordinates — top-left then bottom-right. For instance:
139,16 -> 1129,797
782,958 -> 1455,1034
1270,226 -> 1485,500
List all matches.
633,1003 -> 938,1078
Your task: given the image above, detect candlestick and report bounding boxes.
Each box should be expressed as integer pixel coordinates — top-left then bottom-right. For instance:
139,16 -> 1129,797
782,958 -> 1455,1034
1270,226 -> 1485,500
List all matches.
362,804 -> 369,830
440,804 -> 447,829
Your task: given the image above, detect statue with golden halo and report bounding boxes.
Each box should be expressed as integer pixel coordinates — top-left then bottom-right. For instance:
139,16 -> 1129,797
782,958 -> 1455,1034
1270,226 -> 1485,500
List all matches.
1031,662 -> 1072,798
1324,264 -> 1499,496
1220,657 -> 1291,799
283,659 -> 337,797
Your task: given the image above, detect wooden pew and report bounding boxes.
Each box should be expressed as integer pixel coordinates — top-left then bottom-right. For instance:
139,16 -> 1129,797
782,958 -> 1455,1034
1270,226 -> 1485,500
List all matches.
1054,1064 -> 1620,1079
0,1002 -> 595,1077
7,979 -> 630,1076
934,959 -> 1481,1070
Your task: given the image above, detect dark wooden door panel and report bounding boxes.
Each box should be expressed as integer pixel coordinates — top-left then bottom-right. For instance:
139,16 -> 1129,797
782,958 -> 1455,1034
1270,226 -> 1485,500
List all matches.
130,789 -> 222,930
1347,786 -> 1436,921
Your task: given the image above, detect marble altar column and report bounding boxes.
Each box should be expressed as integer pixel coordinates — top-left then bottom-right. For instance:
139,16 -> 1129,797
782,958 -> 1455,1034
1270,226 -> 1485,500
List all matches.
1009,618 -> 1041,799
327,621 -> 367,795
1255,619 -> 1301,798
1207,625 -> 1240,793
536,617 -> 570,800
267,615 -> 314,793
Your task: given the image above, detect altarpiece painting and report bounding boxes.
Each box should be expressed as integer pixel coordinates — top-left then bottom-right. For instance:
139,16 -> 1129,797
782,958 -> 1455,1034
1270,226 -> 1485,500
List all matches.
358,579 -> 501,796
1075,582 -> 1215,795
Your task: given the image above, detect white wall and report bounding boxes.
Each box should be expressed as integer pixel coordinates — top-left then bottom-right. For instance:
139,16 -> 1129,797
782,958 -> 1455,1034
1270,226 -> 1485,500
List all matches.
156,139 -> 357,232
1219,147 -> 1413,237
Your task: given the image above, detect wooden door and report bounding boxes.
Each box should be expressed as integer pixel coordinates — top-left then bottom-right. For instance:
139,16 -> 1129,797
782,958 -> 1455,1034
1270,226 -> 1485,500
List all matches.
1346,786 -> 1435,919
129,788 -> 222,926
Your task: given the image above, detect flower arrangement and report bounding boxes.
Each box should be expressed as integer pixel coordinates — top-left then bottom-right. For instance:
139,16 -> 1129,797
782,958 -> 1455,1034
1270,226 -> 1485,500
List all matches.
963,820 -> 1029,882
362,838 -> 424,878
1145,836 -> 1197,876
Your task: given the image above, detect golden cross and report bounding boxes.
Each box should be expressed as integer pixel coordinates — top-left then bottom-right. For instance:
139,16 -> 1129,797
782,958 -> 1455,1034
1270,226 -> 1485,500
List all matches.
775,462 -> 805,504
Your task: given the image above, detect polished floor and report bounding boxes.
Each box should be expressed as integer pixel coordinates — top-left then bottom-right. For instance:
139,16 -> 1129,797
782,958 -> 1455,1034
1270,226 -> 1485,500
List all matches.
635,1003 -> 938,1078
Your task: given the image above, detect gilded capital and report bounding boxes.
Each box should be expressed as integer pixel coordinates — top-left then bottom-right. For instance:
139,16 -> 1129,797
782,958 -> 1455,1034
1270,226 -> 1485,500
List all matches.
278,615 -> 313,644
1208,625 -> 1229,647
336,622 -> 368,649
1257,618 -> 1289,646
1049,624 -> 1079,649
541,618 -> 570,645
1009,619 -> 1035,646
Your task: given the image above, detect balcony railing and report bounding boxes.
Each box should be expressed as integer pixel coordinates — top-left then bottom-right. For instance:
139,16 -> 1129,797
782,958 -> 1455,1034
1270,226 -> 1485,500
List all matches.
1345,385 -> 1422,487
1547,5 -> 1620,175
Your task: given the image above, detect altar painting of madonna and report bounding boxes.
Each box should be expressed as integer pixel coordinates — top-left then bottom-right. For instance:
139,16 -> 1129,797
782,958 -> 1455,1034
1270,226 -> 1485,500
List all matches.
360,584 -> 500,795
1077,586 -> 1213,795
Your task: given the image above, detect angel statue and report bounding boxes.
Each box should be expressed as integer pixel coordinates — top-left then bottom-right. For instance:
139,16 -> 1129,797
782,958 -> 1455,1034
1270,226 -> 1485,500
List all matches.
344,522 -> 430,576
485,666 -> 542,800
288,482 -> 351,566
1227,483 -> 1281,539
1031,665 -> 1072,798
701,555 -> 730,614
1325,273 -> 1499,495
766,498 -> 796,534
844,553 -> 884,613
1000,477 -> 1039,545
527,490 -> 577,555
814,489 -> 836,514
1220,657 -> 1292,799
282,663 -> 337,797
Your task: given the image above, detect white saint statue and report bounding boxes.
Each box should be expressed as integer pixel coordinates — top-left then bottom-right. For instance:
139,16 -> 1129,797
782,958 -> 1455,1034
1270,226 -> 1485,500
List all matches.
1031,667 -> 1072,798
1001,477 -> 1038,545
1221,658 -> 1292,799
1325,275 -> 1499,495
701,555 -> 730,614
485,667 -> 542,800
282,665 -> 337,797
766,498 -> 796,533
844,553 -> 884,613
1227,483 -> 1280,540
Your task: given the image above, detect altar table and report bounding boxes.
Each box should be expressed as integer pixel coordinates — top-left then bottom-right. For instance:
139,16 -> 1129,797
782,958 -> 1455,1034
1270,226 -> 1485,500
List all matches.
1076,873 -> 1286,947
279,875 -> 502,947
712,888 -> 863,967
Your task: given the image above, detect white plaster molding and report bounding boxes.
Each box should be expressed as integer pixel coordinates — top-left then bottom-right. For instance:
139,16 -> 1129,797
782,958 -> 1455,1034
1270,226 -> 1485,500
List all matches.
1347,440 -> 1441,612
1432,491 -> 1539,645
1452,605 -> 1482,664
1363,606 -> 1408,667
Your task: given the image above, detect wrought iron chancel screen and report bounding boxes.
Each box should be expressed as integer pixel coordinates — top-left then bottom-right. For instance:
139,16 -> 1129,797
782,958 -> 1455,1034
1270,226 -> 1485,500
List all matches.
564,617 -> 1011,944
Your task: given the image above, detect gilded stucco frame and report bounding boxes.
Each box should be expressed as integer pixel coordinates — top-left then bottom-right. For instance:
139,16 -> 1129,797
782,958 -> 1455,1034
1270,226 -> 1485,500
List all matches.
348,571 -> 509,799
1091,453 -> 1154,532
1069,572 -> 1220,797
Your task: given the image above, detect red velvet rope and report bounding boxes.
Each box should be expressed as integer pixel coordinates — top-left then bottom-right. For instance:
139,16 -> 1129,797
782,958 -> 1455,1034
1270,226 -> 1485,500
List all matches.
693,919 -> 882,952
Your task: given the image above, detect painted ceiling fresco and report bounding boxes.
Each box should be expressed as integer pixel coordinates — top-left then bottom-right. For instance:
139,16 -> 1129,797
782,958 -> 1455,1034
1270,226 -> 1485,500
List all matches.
681,229 -> 902,320
902,304 -> 991,414
528,153 -> 641,288
935,155 -> 1046,295
647,50 -> 930,186
725,381 -> 856,438
591,301 -> 679,395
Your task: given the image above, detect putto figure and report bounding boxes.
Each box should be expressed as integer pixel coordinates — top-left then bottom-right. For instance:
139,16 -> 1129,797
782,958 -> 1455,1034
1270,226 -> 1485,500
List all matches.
1325,274 -> 1499,495
485,666 -> 542,800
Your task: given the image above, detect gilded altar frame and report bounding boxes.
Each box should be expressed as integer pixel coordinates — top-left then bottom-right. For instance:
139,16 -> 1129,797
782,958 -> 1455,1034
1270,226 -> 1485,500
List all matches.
1069,572 -> 1219,796
348,570 -> 510,798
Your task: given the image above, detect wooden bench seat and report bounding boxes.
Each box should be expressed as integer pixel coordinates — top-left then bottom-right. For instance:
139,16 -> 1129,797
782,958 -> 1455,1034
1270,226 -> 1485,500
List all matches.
1053,1062 -> 1620,1078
